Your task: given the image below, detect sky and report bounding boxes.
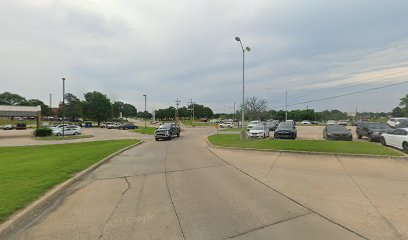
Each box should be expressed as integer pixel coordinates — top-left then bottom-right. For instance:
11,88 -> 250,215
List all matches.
1,0 -> 407,114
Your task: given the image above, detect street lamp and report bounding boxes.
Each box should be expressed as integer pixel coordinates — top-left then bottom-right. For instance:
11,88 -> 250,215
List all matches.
143,94 -> 147,128
62,77 -> 65,137
235,37 -> 250,140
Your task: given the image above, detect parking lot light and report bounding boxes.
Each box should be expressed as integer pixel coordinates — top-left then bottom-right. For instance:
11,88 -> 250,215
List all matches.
235,37 -> 250,140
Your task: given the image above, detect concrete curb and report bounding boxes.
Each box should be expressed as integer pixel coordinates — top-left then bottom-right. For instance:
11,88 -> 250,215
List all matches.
0,140 -> 144,239
206,134 -> 408,160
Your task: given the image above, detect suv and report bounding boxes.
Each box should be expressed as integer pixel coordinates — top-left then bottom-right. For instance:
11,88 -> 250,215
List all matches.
219,122 -> 233,128
16,123 -> 27,130
154,123 -> 180,141
356,122 -> 392,142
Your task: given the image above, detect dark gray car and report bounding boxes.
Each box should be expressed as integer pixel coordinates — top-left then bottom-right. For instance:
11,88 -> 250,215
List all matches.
356,122 -> 392,141
323,124 -> 352,141
154,123 -> 180,141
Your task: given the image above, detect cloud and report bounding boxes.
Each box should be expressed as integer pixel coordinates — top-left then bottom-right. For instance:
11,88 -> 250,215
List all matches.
0,0 -> 407,113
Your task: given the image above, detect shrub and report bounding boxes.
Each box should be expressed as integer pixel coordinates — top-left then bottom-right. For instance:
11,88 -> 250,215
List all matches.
34,128 -> 52,137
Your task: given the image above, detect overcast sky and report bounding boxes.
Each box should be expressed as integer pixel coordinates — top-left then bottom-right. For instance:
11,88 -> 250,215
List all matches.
1,0 -> 407,113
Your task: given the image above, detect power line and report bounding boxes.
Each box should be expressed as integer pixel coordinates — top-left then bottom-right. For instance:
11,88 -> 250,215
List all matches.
271,79 -> 408,109
268,68 -> 408,102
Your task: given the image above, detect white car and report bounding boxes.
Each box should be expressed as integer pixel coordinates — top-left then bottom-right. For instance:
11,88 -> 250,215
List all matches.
380,128 -> 408,153
301,120 -> 311,125
107,122 -> 122,129
247,124 -> 269,138
326,120 -> 337,125
219,122 -> 233,128
247,120 -> 262,130
50,124 -> 69,130
387,118 -> 408,128
52,126 -> 81,136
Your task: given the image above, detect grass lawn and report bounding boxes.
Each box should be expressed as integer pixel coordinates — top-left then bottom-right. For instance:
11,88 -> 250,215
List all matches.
208,134 -> 403,156
219,128 -> 241,132
182,120 -> 214,127
36,135 -> 94,140
0,139 -> 139,222
131,127 -> 156,135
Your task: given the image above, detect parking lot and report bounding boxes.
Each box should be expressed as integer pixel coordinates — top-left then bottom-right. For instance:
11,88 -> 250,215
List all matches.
0,127 -> 152,147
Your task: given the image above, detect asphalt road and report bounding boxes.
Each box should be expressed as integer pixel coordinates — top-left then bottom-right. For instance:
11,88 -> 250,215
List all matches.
7,128 -> 404,240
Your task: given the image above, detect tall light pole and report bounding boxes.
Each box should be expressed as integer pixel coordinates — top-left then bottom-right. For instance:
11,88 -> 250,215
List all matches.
62,78 -> 65,137
235,37 -> 250,140
285,91 -> 288,121
143,94 -> 147,128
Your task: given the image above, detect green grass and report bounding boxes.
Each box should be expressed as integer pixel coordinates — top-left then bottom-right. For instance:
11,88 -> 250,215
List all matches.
131,127 -> 156,135
219,128 -> 241,132
208,134 -> 403,156
36,135 -> 94,140
0,139 -> 139,222
182,120 -> 214,126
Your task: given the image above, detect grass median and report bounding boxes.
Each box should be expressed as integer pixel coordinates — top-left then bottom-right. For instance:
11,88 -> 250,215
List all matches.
0,139 -> 140,223
208,134 -> 403,156
130,127 -> 156,135
36,135 -> 94,140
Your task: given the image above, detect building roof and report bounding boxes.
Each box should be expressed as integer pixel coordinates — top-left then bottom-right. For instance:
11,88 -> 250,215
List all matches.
0,105 -> 41,117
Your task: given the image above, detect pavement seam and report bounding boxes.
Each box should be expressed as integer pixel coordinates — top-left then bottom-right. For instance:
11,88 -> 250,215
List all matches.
164,141 -> 186,240
97,176 -> 131,240
335,155 -> 402,240
128,174 -> 146,238
207,147 -> 371,240
263,152 -> 282,179
225,212 -> 314,239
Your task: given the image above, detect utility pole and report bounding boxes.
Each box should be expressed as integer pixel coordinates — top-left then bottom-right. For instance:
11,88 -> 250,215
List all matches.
62,78 -> 65,137
49,94 -> 52,125
285,91 -> 288,121
188,99 -> 195,127
233,102 -> 236,116
143,94 -> 147,128
175,98 -> 181,125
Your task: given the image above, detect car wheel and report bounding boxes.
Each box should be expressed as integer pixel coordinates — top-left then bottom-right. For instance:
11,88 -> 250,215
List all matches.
168,134 -> 172,140
74,132 -> 78,135
403,142 -> 408,153
357,134 -> 362,139
177,132 -> 180,137
380,137 -> 386,146
368,135 -> 373,142
155,138 -> 159,141
56,133 -> 61,136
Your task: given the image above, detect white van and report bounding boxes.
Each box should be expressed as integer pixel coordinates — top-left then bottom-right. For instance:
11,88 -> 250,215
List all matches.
387,118 -> 408,128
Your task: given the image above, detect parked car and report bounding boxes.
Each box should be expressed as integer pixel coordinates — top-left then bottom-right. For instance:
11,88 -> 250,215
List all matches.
50,124 -> 69,130
265,120 -> 279,131
154,123 -> 180,141
356,122 -> 392,141
323,124 -> 352,141
247,120 -> 262,130
219,122 -> 233,128
338,120 -> 348,126
387,118 -> 408,128
274,122 -> 297,139
52,126 -> 81,136
16,123 -> 27,130
2,124 -> 13,130
107,122 -> 122,129
301,120 -> 311,125
395,119 -> 408,128
380,128 -> 408,153
100,122 -> 111,128
326,120 -> 337,125
311,121 -> 319,125
285,120 -> 296,127
247,124 -> 269,138
120,123 -> 138,130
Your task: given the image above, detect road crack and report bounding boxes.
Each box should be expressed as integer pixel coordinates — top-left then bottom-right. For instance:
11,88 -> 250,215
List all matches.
97,177 -> 131,240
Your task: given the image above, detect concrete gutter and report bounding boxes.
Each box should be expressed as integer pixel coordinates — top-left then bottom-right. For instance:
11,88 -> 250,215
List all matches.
0,141 -> 143,239
206,134 -> 408,160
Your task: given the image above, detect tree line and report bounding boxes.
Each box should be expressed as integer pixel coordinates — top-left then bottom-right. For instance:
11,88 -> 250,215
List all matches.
0,91 -> 138,125
155,104 -> 214,120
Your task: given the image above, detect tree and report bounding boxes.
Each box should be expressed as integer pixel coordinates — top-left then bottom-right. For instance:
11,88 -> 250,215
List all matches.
400,94 -> 408,115
26,99 -> 54,117
60,93 -> 83,121
392,107 -> 405,117
245,97 -> 268,120
0,92 -> 27,105
83,91 -> 112,125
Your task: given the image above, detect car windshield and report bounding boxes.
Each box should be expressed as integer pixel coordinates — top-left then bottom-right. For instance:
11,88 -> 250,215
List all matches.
327,125 -> 347,131
159,124 -> 172,129
277,123 -> 292,129
252,125 -> 264,130
369,122 -> 388,129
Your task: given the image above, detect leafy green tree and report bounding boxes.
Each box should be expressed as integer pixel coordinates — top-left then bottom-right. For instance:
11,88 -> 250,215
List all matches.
83,91 -> 112,125
400,94 -> 408,115
392,107 -> 405,117
60,93 -> 83,121
0,92 -> 27,105
26,99 -> 54,116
